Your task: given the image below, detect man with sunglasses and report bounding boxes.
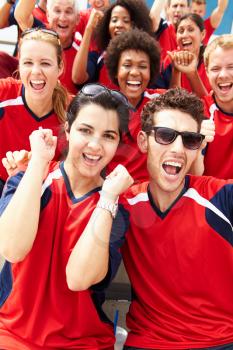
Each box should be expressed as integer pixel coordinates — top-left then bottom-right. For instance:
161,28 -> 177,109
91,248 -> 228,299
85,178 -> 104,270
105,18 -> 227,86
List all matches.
121,88 -> 233,350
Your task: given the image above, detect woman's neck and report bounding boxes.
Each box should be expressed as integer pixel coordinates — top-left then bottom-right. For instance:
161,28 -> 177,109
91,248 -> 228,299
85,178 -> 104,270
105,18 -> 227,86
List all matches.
25,92 -> 53,118
64,159 -> 103,197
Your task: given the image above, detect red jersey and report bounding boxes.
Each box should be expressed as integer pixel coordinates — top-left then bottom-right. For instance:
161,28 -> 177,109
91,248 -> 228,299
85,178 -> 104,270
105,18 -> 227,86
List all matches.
155,19 -> 177,61
61,39 -> 80,95
0,78 -> 65,182
202,94 -> 233,179
203,17 -> 215,46
75,8 -> 98,52
107,89 -> 165,182
0,161 -> 129,349
157,54 -> 211,93
32,5 -> 48,26
122,175 -> 233,348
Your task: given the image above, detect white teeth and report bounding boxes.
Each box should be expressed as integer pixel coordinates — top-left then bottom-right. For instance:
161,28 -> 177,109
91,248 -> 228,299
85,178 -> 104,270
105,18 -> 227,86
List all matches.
31,80 -> 44,84
182,41 -> 192,45
127,81 -> 141,85
164,161 -> 182,168
218,83 -> 231,87
84,154 -> 100,160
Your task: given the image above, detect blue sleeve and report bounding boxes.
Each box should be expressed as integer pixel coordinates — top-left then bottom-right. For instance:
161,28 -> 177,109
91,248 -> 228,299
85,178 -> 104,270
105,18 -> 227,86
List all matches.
154,17 -> 169,39
0,172 -> 24,216
86,51 -> 101,83
9,1 -> 44,28
91,203 -> 130,291
151,61 -> 172,89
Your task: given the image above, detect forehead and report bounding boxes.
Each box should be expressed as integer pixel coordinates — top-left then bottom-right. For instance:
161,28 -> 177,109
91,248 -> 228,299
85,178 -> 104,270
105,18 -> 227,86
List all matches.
119,49 -> 150,63
49,0 -> 75,10
208,46 -> 233,64
177,18 -> 197,28
153,109 -> 198,131
75,103 -> 119,127
19,39 -> 57,59
169,0 -> 188,7
111,5 -> 131,17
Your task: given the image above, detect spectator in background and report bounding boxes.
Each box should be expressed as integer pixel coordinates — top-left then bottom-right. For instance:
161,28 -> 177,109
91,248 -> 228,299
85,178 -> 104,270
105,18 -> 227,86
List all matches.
105,28 -> 163,182
156,13 -> 211,97
76,0 -> 110,51
0,28 -> 69,195
14,0 -> 80,94
72,0 -> 153,89
191,0 -> 228,45
150,0 -> 190,59
198,34 -> 233,179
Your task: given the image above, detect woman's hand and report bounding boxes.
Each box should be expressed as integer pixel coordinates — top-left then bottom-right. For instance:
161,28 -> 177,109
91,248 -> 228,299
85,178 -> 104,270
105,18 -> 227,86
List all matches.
2,150 -> 31,177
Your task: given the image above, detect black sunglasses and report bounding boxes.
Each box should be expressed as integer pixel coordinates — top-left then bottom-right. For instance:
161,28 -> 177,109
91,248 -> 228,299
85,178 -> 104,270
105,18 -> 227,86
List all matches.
148,127 -> 205,150
21,27 -> 60,42
80,83 -> 133,109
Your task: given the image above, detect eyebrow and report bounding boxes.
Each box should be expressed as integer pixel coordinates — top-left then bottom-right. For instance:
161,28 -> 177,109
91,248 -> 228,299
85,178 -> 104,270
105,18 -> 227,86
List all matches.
79,123 -> 119,135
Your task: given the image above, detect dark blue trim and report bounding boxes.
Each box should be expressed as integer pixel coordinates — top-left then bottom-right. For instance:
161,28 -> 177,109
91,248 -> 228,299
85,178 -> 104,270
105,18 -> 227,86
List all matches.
59,162 -> 102,203
21,86 -> 54,121
148,176 -> 190,219
0,261 -> 13,307
213,96 -> 233,117
0,172 -> 24,216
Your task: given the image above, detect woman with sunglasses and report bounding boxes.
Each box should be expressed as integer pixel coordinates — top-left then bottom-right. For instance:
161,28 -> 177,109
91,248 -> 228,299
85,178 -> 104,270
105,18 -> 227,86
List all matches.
72,0 -> 153,88
155,13 -> 211,98
0,84 -> 133,349
14,0 -> 80,94
0,28 -> 68,196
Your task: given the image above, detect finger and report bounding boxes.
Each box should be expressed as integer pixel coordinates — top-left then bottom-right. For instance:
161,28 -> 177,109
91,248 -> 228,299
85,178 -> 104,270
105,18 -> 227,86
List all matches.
5,151 -> 17,169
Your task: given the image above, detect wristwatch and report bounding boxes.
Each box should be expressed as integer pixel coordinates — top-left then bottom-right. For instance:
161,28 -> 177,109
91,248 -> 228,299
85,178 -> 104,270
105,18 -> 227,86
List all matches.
96,197 -> 118,219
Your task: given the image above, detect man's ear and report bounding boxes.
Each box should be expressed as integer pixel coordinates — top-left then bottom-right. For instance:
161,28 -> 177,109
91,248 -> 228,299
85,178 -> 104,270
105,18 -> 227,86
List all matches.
137,131 -> 148,153
65,121 -> 70,141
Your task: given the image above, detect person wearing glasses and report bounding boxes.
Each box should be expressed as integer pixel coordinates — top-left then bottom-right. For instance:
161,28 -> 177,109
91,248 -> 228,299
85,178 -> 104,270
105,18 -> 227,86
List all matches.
0,27 -> 68,196
0,84 -> 133,349
14,0 -> 80,94
72,0 -> 153,89
120,88 -> 233,350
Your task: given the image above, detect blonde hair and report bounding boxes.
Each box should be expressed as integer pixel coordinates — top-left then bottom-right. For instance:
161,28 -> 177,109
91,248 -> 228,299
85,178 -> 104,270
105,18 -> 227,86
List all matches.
47,0 -> 79,13
19,29 -> 69,123
204,34 -> 233,68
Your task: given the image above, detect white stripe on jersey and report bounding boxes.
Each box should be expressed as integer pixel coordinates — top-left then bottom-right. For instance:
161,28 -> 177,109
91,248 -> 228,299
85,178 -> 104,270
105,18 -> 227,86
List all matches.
144,91 -> 161,100
72,41 -> 80,51
41,168 -> 62,196
127,192 -> 148,205
0,96 -> 23,108
184,187 -> 233,230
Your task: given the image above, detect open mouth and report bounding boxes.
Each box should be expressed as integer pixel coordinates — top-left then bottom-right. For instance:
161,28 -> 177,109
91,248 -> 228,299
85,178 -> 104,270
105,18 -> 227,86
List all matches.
126,80 -> 142,89
218,82 -> 233,92
30,80 -> 46,90
162,161 -> 182,176
83,153 -> 101,165
181,40 -> 192,49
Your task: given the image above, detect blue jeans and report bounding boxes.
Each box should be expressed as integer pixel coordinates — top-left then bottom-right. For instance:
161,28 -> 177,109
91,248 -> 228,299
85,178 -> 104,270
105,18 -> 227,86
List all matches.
124,344 -> 233,350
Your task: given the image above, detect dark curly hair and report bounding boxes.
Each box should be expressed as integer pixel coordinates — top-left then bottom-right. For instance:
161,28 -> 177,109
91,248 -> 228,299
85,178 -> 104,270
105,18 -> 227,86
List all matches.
141,88 -> 205,132
105,28 -> 160,86
95,0 -> 153,52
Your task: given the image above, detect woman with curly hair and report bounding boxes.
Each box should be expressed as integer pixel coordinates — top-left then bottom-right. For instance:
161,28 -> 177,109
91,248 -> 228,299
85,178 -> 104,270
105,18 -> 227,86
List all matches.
105,28 -> 165,181
72,0 -> 153,89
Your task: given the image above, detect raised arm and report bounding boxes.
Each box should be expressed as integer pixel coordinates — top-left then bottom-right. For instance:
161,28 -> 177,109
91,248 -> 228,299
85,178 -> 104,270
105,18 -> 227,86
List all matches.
66,164 -> 133,291
14,0 -> 36,30
0,0 -> 15,29
0,129 -> 57,263
168,50 -> 208,97
149,0 -> 165,32
210,0 -> 228,29
189,118 -> 215,175
72,9 -> 103,85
